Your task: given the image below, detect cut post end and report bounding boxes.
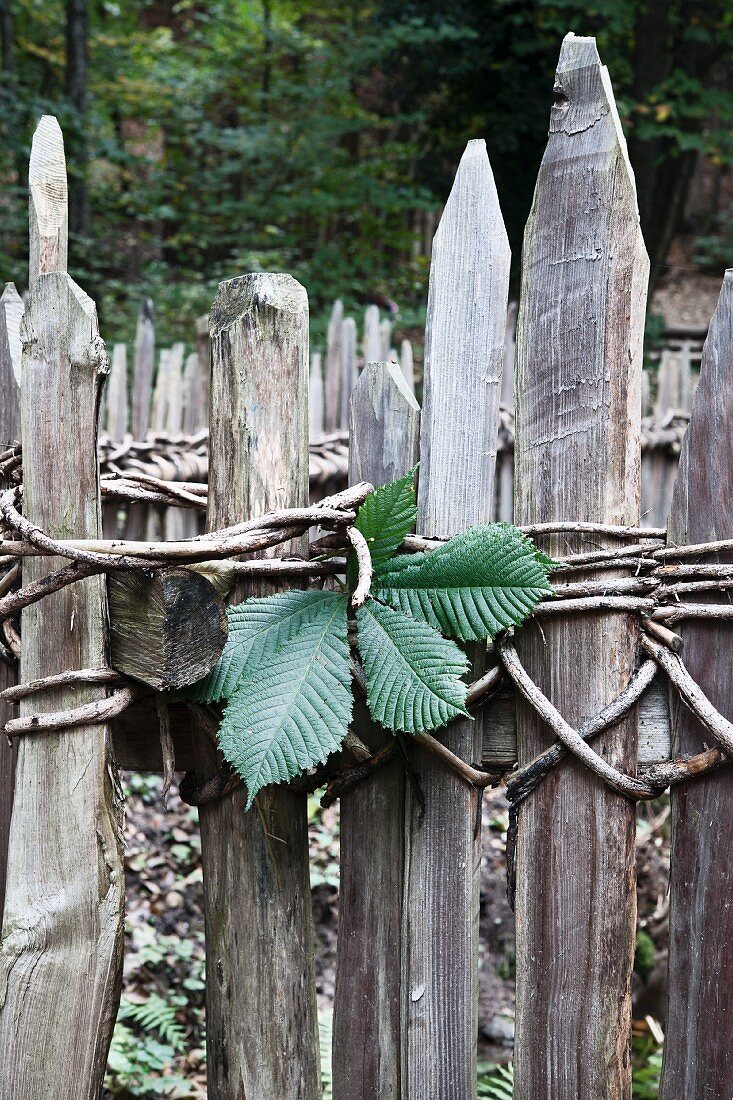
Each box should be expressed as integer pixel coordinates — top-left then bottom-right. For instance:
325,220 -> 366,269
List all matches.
211,272 -> 308,335
29,116 -> 68,228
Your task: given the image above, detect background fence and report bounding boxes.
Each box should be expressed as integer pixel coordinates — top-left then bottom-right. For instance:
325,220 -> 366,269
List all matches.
0,29 -> 731,1100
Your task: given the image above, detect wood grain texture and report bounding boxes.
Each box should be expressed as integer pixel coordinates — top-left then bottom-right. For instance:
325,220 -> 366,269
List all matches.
513,34 -> 648,1100
28,117 -> 67,288
332,361 -> 420,1100
404,137 -> 510,1099
0,272 -> 124,1100
0,284 -> 22,922
108,569 -> 226,690
661,270 -> 733,1099
192,272 -> 320,1099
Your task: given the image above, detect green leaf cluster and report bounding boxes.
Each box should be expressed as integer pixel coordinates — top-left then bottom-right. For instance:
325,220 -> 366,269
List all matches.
191,469 -> 552,806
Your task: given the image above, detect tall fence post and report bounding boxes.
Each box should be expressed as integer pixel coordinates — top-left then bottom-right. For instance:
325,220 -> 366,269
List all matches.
0,283 -> 22,919
0,116 -> 124,1100
403,137 -> 510,1097
325,299 -> 344,432
192,272 -> 320,1098
332,361 -> 420,1099
132,297 -> 154,440
661,270 -> 733,1097
513,35 -> 648,1098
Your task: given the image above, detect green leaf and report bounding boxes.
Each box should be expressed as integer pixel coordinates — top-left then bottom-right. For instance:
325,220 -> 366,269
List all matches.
356,599 -> 469,733
185,590 -> 339,703
218,592 -> 351,806
354,466 -> 418,568
373,523 -> 553,641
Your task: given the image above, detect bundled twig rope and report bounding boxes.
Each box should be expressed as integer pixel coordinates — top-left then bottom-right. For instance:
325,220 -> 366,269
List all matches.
4,470 -> 733,813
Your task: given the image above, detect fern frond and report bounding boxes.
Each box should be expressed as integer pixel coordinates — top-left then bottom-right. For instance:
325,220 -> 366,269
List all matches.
117,994 -> 186,1052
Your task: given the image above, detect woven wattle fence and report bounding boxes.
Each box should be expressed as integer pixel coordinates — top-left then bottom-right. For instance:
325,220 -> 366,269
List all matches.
1,30 -> 733,1100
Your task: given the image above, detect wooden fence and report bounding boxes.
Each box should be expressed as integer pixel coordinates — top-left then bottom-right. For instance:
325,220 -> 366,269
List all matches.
1,29 -> 732,1100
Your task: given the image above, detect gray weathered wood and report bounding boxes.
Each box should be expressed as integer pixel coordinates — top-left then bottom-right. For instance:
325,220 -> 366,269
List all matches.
192,272 -> 320,1099
379,316 -> 392,360
0,270 -> 125,1099
480,675 -> 672,767
339,316 -> 357,428
164,341 -> 185,436
150,348 -> 170,433
399,338 -> 414,393
28,116 -> 67,289
163,343 -> 187,542
0,284 -> 22,922
403,136 -> 510,1098
105,343 -> 128,443
195,313 -> 210,430
132,298 -> 155,439
325,299 -> 343,432
182,352 -> 203,435
661,270 -> 733,1099
363,304 -> 381,368
309,351 -> 324,438
513,35 -> 648,1099
108,569 -> 226,690
333,361 -> 420,1100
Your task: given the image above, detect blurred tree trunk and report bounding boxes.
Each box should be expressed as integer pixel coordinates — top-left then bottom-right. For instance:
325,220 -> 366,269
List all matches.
628,0 -> 712,292
66,0 -> 90,238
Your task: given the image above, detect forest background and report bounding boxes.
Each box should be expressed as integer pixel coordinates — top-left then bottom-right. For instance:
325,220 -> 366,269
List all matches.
1,0 -> 732,349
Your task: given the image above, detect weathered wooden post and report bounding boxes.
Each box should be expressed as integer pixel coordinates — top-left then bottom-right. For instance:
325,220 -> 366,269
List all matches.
325,298 -> 344,432
0,283 -> 22,918
105,343 -> 128,443
192,273 -> 320,1098
339,316 -> 357,428
403,137 -> 510,1097
132,297 -> 155,440
661,271 -> 733,1097
513,35 -> 648,1098
0,116 -> 125,1100
332,361 -> 420,1099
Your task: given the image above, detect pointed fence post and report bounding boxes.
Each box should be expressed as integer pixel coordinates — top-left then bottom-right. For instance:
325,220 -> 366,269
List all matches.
339,316 -> 357,429
0,118 -> 124,1100
332,362 -> 420,1100
0,283 -> 22,920
325,299 -> 344,432
192,273 -> 320,1099
309,351 -> 324,438
513,35 -> 648,1098
105,343 -> 128,443
403,137 -> 510,1097
661,271 -> 733,1098
363,304 -> 381,368
28,115 -> 68,286
400,338 -> 414,393
132,297 -> 154,440
195,313 -> 210,430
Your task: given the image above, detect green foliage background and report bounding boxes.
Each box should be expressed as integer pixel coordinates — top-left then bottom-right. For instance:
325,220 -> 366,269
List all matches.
1,0 -> 731,344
